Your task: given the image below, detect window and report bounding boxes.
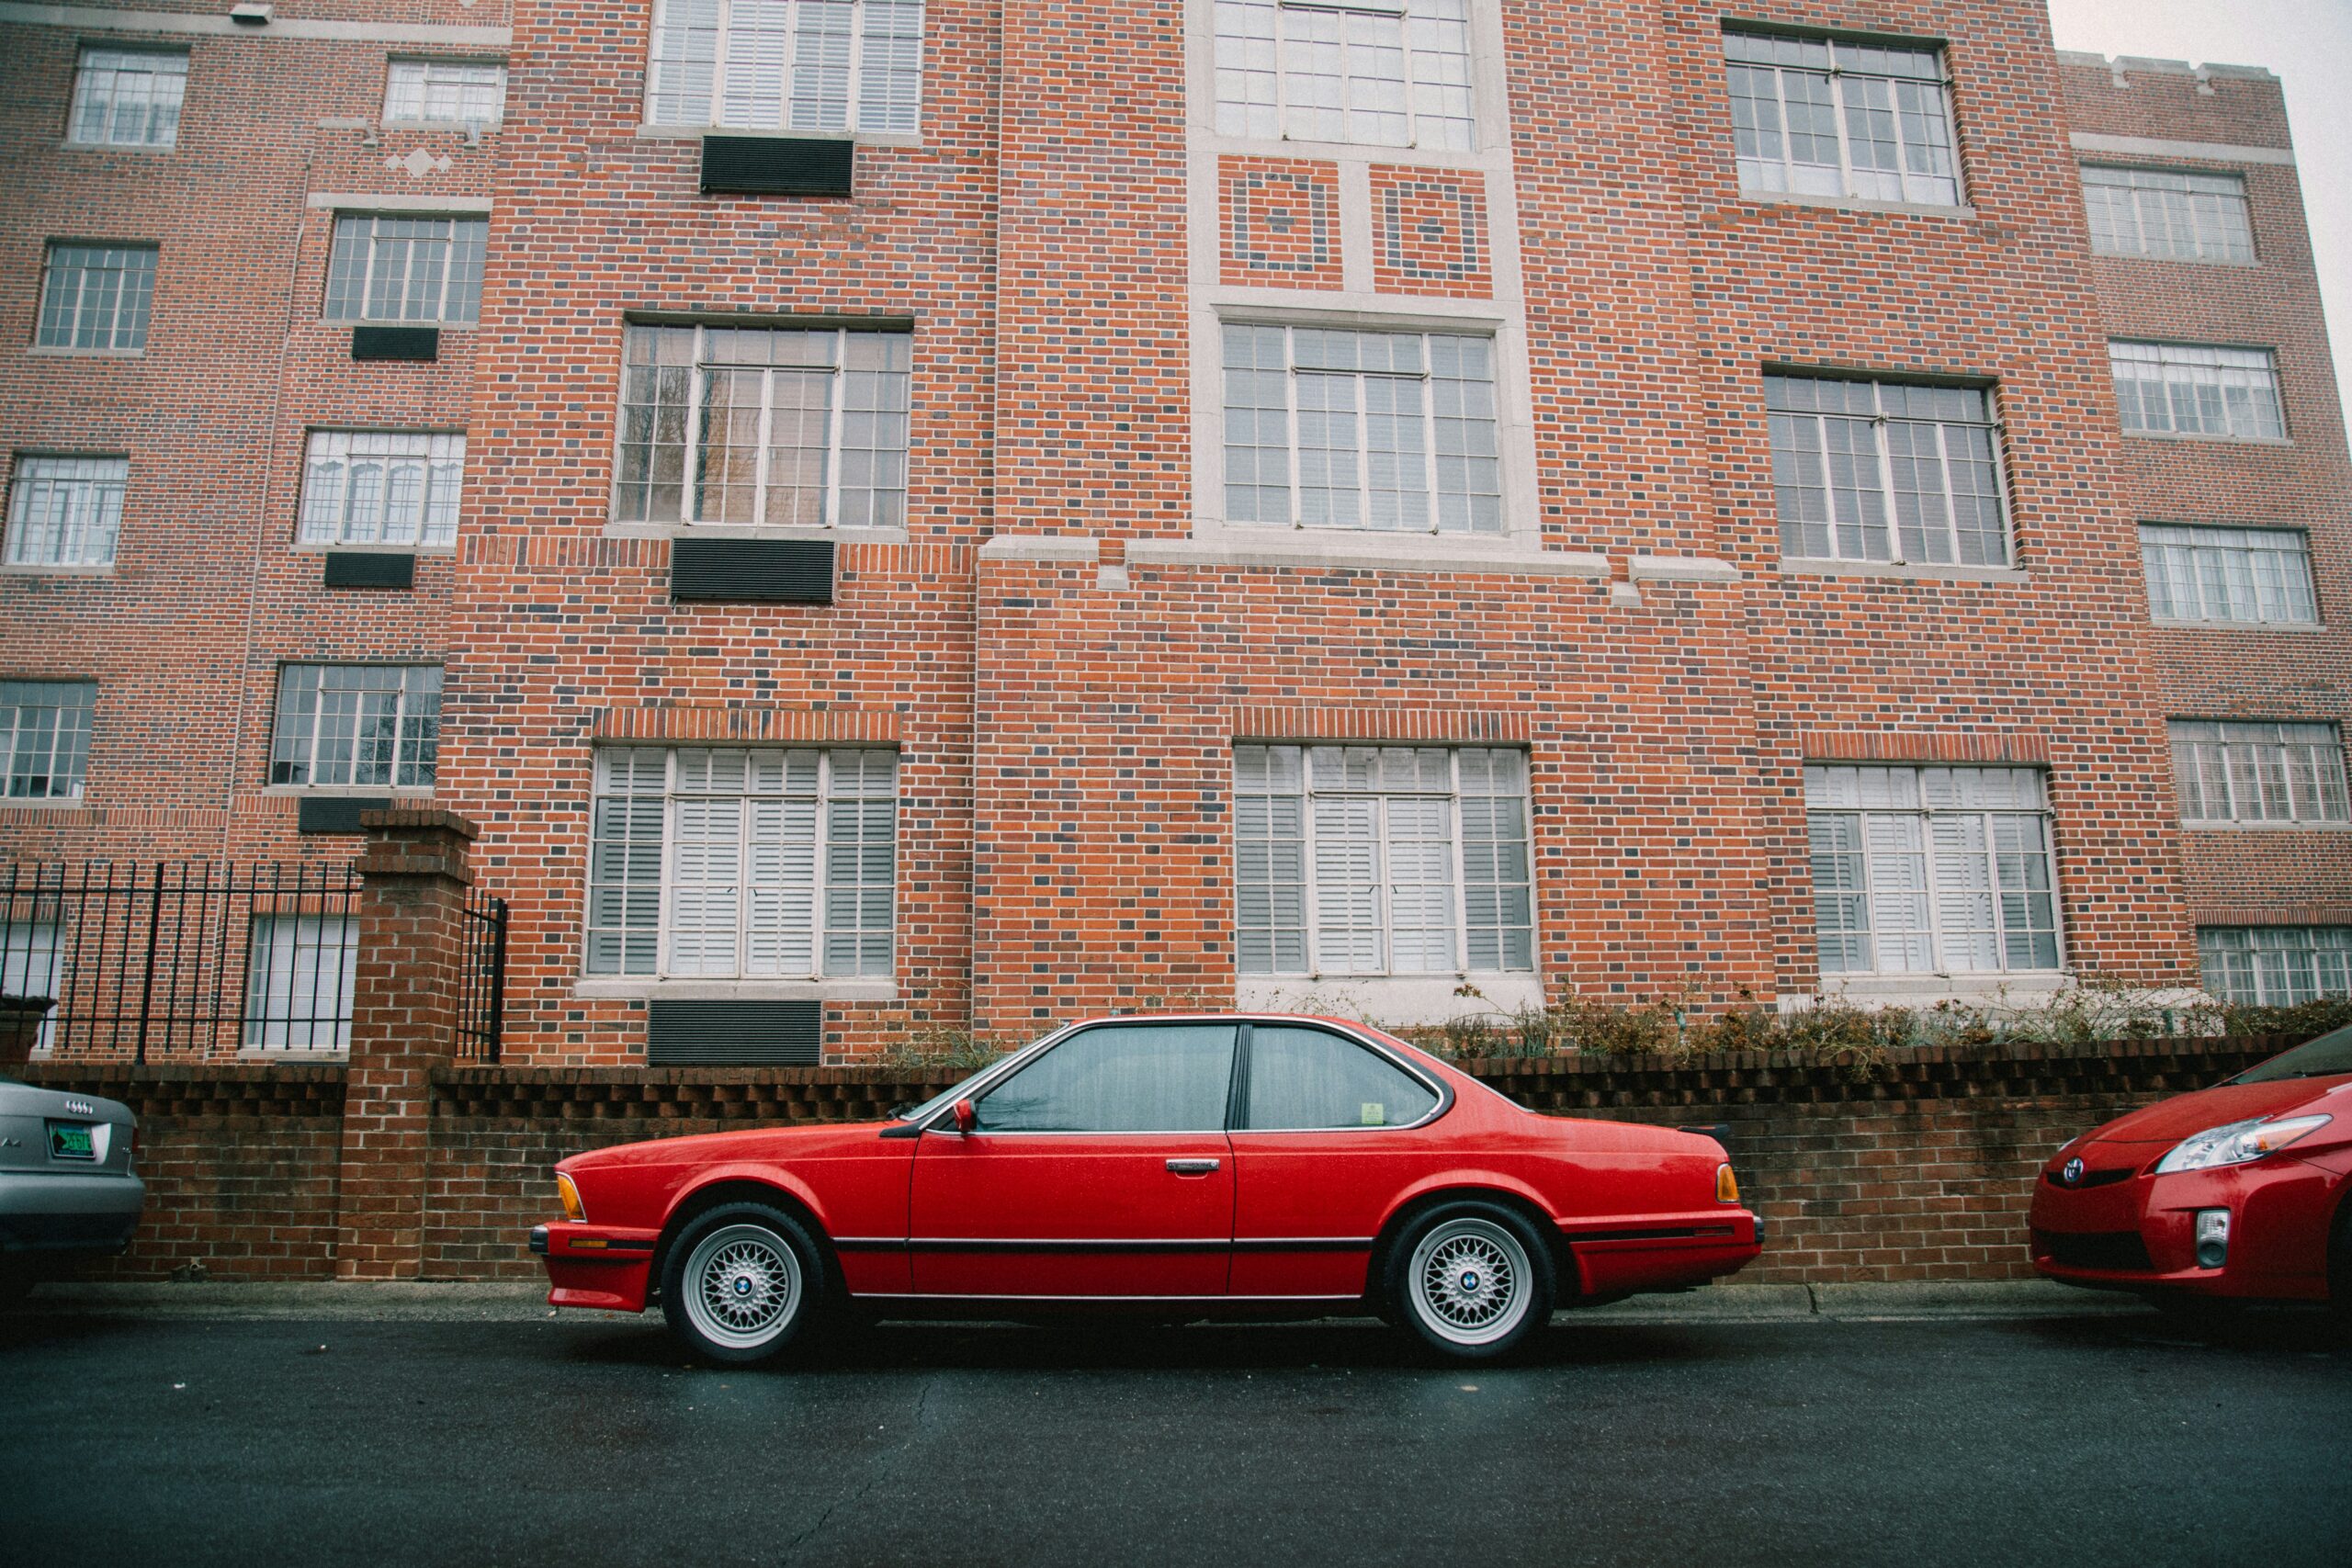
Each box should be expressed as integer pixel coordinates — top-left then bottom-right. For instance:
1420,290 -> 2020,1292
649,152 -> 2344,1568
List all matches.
2083,166 -> 2254,265
645,0 -> 924,134
269,666 -> 442,790
1766,375 -> 2007,566
36,244 -> 157,352
2170,721 -> 2349,828
1224,324 -> 1500,535
300,433 -> 464,548
1235,744 -> 1531,977
1242,1024 -> 1437,1128
1213,0 -> 1475,152
973,1023 -> 1238,1133
1808,765 -> 2061,976
1,682 -> 96,802
616,325 -> 910,529
1724,31 -> 1961,208
6,456 -> 126,568
243,915 -> 357,1051
2110,342 -> 2284,441
2199,928 -> 2352,1008
2142,525 -> 2317,626
68,48 -> 187,149
323,215 -> 488,325
1,920 -> 62,1051
588,748 -> 897,979
384,59 -> 507,126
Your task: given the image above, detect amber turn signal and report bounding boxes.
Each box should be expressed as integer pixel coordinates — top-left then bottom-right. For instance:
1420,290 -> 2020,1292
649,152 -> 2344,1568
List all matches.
557,1172 -> 585,1223
1716,1164 -> 1739,1203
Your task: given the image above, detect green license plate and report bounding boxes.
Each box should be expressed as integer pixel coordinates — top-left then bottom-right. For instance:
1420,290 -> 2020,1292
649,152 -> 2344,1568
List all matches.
48,1123 -> 96,1161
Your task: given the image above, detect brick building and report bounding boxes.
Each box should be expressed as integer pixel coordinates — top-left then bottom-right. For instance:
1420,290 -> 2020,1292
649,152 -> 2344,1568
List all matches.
4,1 -> 2347,1067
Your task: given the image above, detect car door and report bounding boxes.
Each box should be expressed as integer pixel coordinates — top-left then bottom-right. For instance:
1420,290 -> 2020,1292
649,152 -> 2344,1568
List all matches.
908,1021 -> 1238,1298
1227,1022 -> 1446,1299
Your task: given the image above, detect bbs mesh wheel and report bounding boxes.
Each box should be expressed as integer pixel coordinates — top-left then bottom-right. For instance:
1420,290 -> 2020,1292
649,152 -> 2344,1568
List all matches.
659,1202 -> 830,1366
1382,1200 -> 1555,1361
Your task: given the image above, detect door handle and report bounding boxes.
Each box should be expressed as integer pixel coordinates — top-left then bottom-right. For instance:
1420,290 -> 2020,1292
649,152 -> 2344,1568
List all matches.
1165,1157 -> 1221,1175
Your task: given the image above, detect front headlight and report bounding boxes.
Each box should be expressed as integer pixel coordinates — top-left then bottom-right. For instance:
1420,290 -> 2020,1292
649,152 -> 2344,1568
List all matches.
2154,1114 -> 2331,1175
557,1171 -> 585,1223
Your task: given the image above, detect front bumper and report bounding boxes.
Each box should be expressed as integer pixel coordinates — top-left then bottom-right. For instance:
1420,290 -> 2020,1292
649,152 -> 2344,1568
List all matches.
0,1171 -> 146,1256
2028,1146 -> 2336,1303
533,1220 -> 661,1314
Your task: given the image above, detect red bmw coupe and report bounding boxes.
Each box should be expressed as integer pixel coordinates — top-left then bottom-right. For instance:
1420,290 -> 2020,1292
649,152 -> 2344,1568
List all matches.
532,1013 -> 1761,1362
2030,1025 -> 2352,1310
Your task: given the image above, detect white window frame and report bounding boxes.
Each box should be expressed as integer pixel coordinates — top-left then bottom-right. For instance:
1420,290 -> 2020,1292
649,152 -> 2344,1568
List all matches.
67,47 -> 188,149
1766,374 -> 2012,567
2199,927 -> 2352,1007
1807,765 -> 2064,978
0,681 -> 96,803
322,214 -> 489,326
2141,524 -> 2318,627
2082,165 -> 2255,265
586,747 -> 899,982
1210,0 -> 1477,152
1723,29 -> 1964,209
36,243 -> 158,353
643,0 -> 927,136
268,665 -> 443,792
383,58 -> 508,128
298,432 -> 466,549
2169,720 -> 2351,828
2109,341 -> 2286,442
6,454 -> 127,569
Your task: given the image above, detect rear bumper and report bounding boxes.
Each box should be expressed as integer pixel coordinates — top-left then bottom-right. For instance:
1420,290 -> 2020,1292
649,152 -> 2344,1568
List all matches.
534,1220 -> 660,1314
2029,1149 -> 2338,1303
0,1171 -> 145,1256
1563,1210 -> 1763,1298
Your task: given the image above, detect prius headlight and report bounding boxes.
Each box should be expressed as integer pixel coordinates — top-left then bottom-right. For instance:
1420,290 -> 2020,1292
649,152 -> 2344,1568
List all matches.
2154,1115 -> 2330,1175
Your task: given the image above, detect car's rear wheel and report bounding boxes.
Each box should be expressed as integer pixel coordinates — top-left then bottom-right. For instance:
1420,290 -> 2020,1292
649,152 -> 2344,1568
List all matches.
1384,1201 -> 1555,1361
660,1203 -> 829,1366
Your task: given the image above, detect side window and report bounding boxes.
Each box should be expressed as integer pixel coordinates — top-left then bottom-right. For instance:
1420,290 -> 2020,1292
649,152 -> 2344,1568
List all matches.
1244,1025 -> 1437,1129
974,1024 -> 1238,1133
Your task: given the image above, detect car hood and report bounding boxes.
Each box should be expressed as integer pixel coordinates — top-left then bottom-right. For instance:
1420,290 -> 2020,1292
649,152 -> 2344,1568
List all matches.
559,1116 -> 902,1173
2085,1074 -> 2346,1145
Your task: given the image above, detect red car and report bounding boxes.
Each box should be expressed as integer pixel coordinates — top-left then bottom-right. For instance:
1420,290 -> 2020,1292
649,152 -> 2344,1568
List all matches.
2030,1025 -> 2352,1310
533,1013 -> 1760,1362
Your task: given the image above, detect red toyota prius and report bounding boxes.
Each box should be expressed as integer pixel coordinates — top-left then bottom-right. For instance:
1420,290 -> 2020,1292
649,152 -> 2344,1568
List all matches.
532,1013 -> 1760,1363
2030,1025 -> 2352,1309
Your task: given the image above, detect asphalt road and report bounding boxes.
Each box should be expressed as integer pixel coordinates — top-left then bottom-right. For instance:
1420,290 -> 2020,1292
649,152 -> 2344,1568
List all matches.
2,1304 -> 2346,1568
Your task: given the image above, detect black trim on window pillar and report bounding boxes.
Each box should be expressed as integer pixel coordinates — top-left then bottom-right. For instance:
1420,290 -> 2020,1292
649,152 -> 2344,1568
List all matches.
699,135 -> 855,197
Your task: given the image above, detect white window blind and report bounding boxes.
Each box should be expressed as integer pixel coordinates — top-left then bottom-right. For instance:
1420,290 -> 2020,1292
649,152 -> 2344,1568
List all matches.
588,748 -> 898,979
1213,0 -> 1476,151
300,433 -> 465,548
2141,525 -> 2316,626
2170,721 -> 2349,827
1,682 -> 96,801
645,0 -> 925,133
1808,765 -> 2061,976
269,666 -> 442,789
1234,745 -> 1532,977
69,49 -> 188,148
323,215 -> 488,324
2,922 -> 63,1050
243,915 -> 357,1052
6,456 -> 126,568
1767,375 -> 2007,565
2199,927 -> 2352,1007
2110,342 -> 2284,441
1724,31 -> 1961,208
37,245 -> 157,352
2083,166 -> 2254,264
385,60 -> 507,126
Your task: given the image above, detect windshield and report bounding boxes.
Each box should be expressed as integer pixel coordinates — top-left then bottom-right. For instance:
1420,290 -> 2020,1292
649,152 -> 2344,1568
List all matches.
2231,1024 -> 2352,1085
891,1030 -> 1064,1124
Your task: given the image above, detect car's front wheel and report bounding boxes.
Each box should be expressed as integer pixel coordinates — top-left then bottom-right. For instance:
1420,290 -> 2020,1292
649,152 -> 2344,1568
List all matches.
1383,1201 -> 1555,1361
660,1203 -> 830,1366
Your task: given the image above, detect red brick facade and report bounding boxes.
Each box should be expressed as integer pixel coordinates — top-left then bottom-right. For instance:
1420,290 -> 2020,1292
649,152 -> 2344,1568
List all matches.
4,3 -> 2346,1068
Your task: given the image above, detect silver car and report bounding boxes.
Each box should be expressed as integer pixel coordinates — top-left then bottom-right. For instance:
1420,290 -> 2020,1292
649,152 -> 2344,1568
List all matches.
0,1076 -> 143,1302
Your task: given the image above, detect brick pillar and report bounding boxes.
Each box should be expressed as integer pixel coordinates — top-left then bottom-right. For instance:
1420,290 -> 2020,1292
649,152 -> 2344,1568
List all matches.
334,808 -> 477,1280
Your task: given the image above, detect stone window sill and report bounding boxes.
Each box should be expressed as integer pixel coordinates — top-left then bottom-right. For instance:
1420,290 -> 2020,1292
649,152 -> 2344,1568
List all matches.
572,978 -> 897,1003
1782,558 -> 2027,584
1736,189 -> 1978,222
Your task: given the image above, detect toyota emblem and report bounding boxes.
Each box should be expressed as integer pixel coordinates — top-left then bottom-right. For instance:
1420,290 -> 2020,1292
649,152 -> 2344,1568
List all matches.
2061,1156 -> 2086,1187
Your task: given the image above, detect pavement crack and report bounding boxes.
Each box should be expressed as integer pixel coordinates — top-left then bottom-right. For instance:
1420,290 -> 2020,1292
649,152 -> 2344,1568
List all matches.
775,1378 -> 938,1567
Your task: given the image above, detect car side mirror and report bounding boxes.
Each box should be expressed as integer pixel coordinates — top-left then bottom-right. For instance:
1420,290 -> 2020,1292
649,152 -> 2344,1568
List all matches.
952,1099 -> 977,1134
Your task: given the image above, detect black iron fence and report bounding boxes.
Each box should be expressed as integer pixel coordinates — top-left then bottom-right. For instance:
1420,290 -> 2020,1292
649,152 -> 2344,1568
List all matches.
0,862 -> 506,1064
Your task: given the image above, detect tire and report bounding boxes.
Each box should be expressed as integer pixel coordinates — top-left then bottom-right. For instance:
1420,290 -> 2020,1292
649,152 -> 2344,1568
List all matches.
1382,1201 -> 1555,1362
659,1202 -> 830,1366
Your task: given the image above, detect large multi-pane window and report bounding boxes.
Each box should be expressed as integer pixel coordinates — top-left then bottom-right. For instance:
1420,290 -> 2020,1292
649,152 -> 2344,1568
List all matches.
322,215 -> 488,325
2083,166 -> 2255,264
2110,342 -> 2285,441
587,748 -> 898,980
2142,525 -> 2317,626
299,433 -> 465,548
1766,375 -> 2008,566
644,0 -> 925,133
2169,721 -> 2349,827
6,456 -> 126,569
1724,31 -> 1962,208
1224,324 -> 1501,534
1213,0 -> 1476,151
1809,765 -> 2062,976
68,49 -> 188,148
2199,927 -> 2352,1008
269,666 -> 442,790
1234,745 -> 1532,977
36,244 -> 157,352
1,682 -> 96,801
384,60 -> 507,126
615,325 -> 910,529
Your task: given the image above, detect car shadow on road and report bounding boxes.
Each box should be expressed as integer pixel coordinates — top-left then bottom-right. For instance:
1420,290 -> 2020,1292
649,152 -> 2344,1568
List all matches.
2015,1304 -> 2346,1358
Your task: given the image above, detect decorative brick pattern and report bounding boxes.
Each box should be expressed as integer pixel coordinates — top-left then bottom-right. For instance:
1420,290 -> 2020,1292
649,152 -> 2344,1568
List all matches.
1220,156 -> 1342,288
1369,165 -> 1490,297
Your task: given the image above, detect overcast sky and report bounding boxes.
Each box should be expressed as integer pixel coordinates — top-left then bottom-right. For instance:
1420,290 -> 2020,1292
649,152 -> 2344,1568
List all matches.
2045,0 -> 2352,414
